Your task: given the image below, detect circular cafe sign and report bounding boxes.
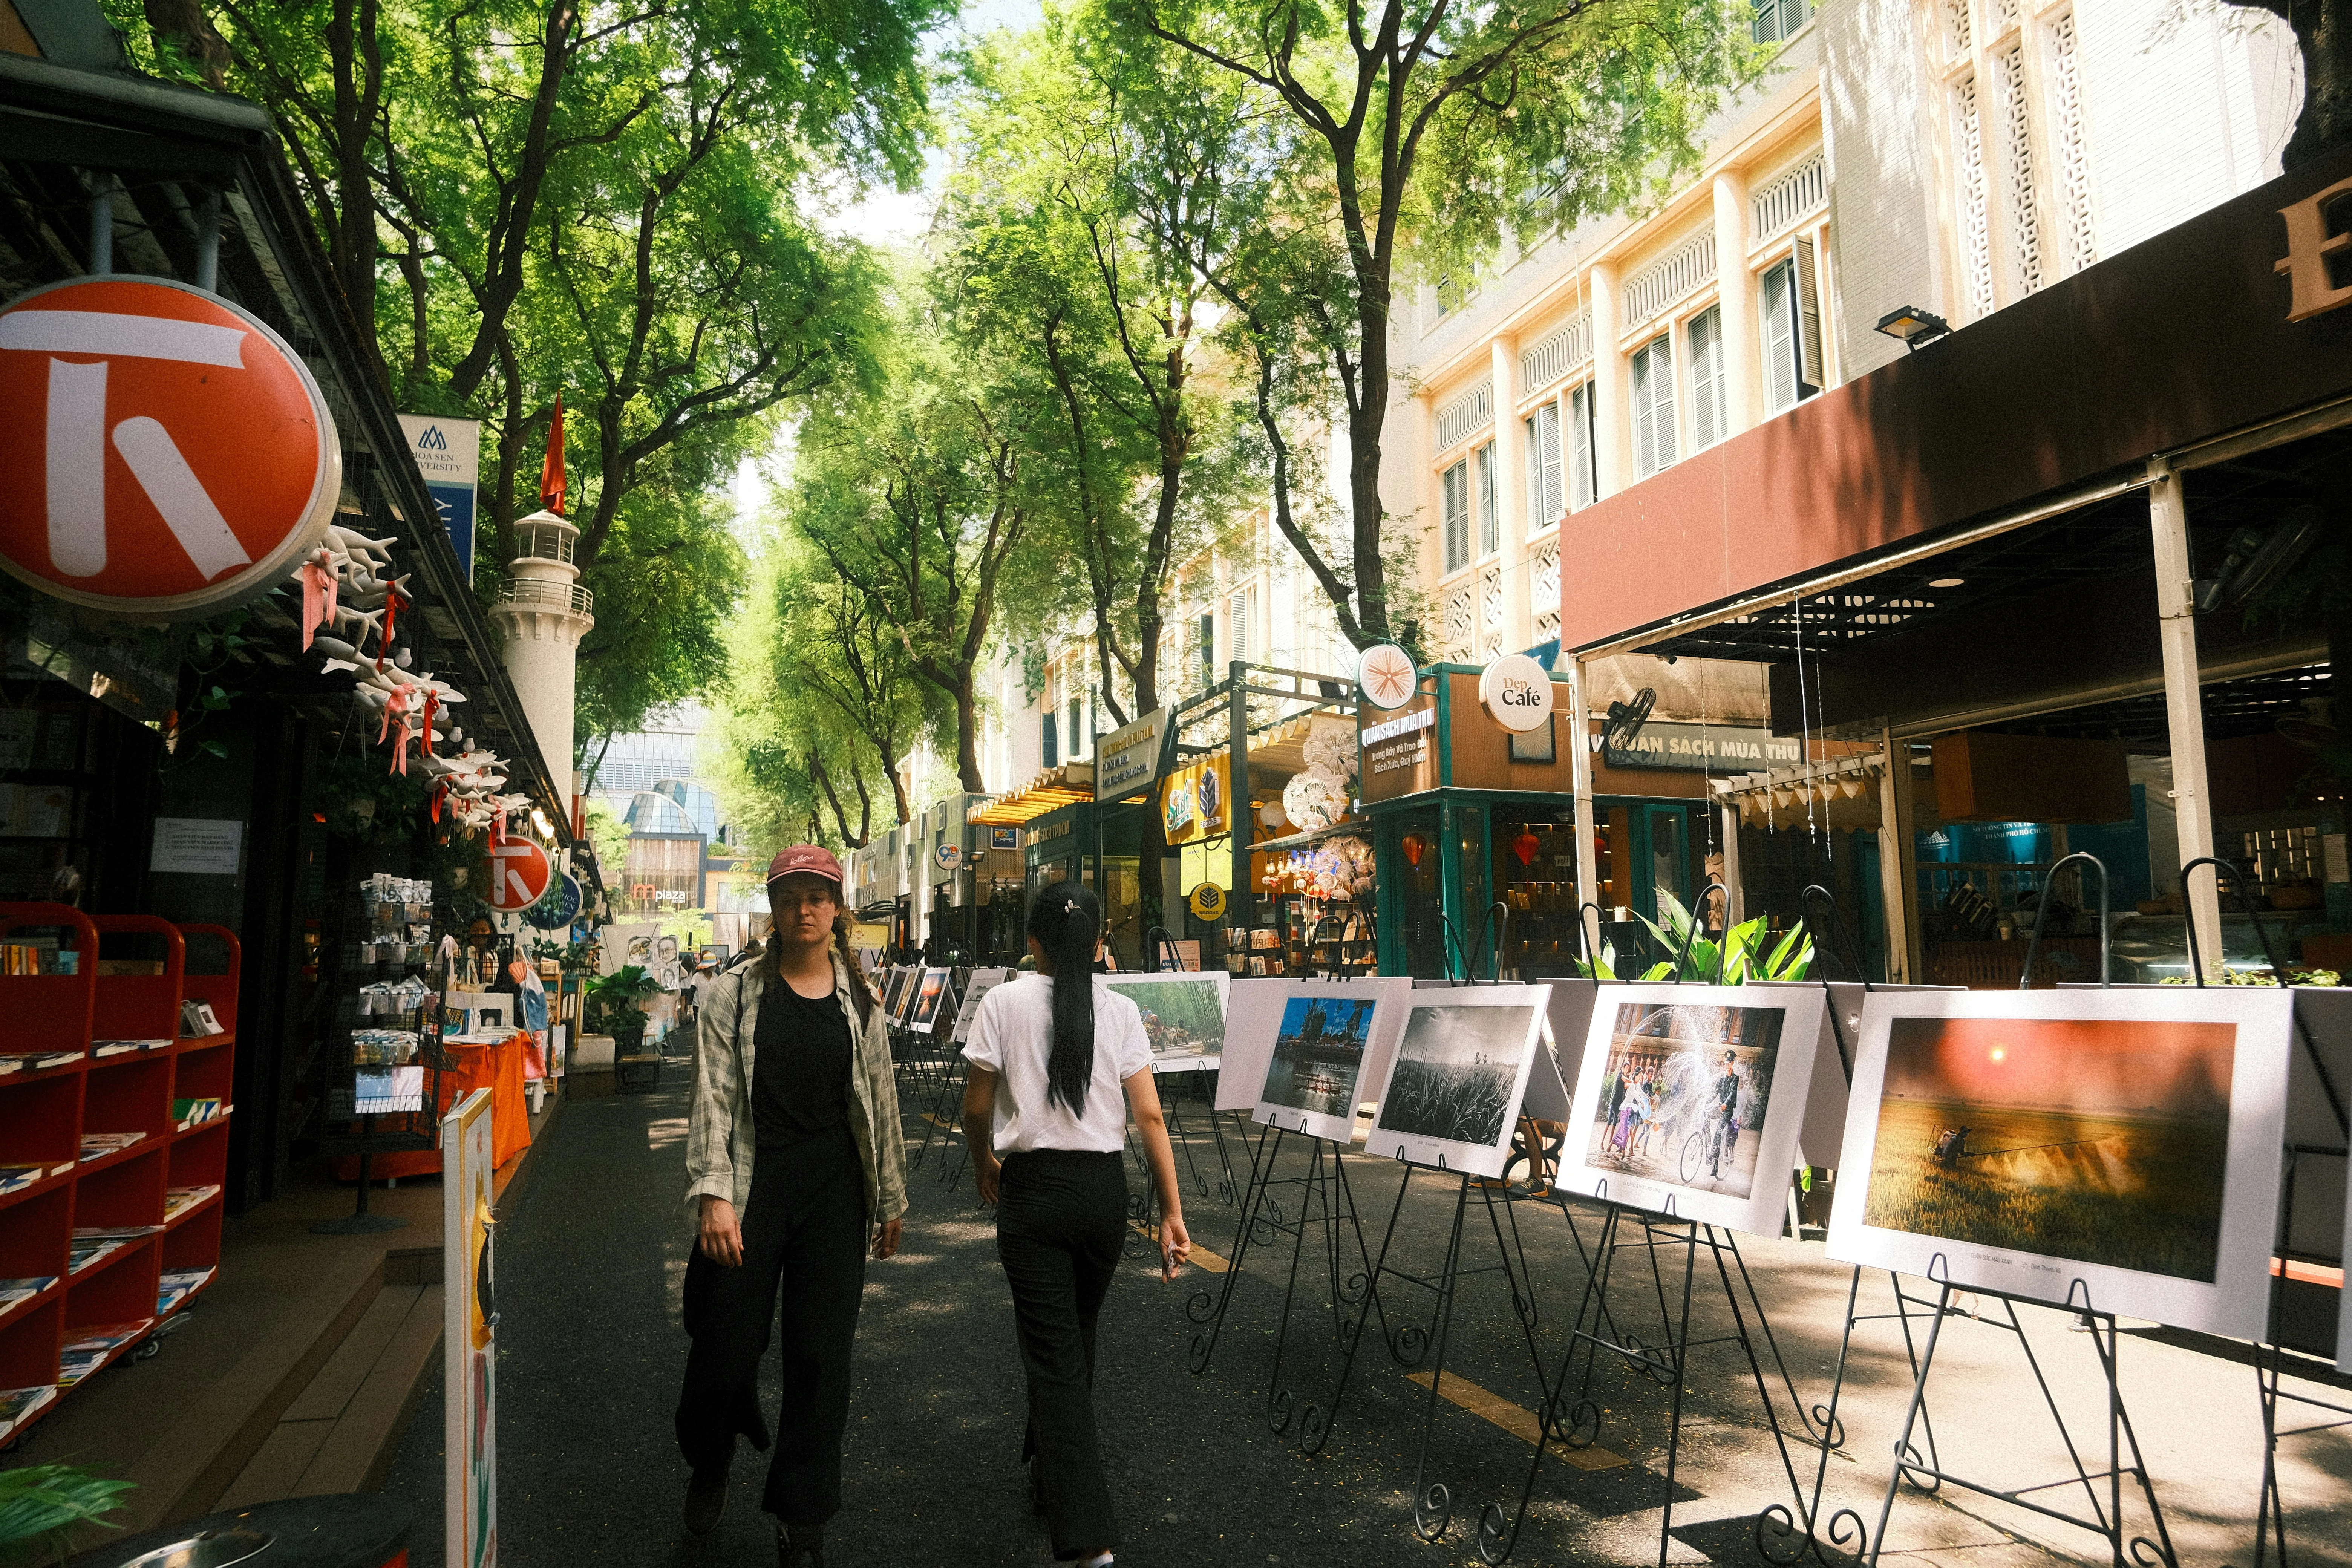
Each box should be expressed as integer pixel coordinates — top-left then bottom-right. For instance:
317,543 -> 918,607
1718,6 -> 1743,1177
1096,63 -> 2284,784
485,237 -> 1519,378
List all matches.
1355,643 -> 1418,710
1478,653 -> 1555,733
0,277 -> 341,616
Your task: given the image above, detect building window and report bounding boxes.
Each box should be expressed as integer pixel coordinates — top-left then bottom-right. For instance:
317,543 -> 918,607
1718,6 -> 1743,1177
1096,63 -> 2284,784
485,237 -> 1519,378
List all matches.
1067,696 -> 1084,759
1442,457 -> 1471,573
1687,306 -> 1726,451
1525,403 -> 1563,531
1630,335 -> 1676,479
1761,244 -> 1825,413
2048,10 -> 2097,275
1042,711 -> 1058,769
1198,612 -> 1216,686
1229,586 -> 1258,665
1752,0 -> 1809,43
1475,441 -> 1498,556
1568,383 -> 1597,510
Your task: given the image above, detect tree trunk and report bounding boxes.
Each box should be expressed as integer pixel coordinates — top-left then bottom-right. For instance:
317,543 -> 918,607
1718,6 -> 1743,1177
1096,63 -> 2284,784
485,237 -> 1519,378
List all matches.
2260,0 -> 2352,168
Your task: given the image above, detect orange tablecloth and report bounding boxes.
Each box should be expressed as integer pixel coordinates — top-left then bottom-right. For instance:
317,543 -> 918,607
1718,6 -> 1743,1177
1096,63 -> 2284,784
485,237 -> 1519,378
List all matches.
331,1036 -> 533,1181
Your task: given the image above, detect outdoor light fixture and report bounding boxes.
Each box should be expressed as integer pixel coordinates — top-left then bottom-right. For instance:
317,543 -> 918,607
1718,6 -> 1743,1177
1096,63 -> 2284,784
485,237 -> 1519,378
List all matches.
1928,576 -> 1966,588
531,807 -> 554,838
1874,306 -> 1952,351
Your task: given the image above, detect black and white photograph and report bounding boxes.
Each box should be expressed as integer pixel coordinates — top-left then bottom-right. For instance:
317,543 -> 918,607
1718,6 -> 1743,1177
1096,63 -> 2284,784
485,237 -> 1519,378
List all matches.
952,968 -> 1015,1045
1367,987 -> 1551,1178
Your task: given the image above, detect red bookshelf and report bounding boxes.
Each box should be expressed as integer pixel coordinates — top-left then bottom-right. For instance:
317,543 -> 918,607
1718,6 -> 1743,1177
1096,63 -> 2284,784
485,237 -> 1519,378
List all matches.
0,906 -> 237,1446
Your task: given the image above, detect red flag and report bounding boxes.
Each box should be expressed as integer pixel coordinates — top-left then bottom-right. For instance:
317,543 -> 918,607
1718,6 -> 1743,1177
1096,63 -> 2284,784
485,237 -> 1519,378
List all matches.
539,394 -> 567,515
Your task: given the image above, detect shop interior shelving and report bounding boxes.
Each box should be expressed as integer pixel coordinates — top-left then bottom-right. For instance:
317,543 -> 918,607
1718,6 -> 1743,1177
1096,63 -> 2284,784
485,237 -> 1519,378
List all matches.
0,903 -> 238,1442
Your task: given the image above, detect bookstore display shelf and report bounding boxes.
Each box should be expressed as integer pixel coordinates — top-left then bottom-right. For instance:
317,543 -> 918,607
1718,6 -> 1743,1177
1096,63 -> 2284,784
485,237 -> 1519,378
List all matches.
0,907 -> 239,1446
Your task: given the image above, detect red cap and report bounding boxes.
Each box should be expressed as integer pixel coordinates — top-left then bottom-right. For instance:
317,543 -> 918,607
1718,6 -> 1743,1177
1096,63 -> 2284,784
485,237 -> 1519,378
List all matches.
766,844 -> 844,887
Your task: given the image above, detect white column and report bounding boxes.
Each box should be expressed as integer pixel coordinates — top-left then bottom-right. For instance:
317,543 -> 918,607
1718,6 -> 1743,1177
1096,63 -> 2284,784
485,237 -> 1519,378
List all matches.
1878,735 -> 1919,983
1589,261 -> 1630,498
1712,171 -> 1762,436
2149,459 -> 2223,977
1568,656 -> 1601,962
1490,334 -> 1526,649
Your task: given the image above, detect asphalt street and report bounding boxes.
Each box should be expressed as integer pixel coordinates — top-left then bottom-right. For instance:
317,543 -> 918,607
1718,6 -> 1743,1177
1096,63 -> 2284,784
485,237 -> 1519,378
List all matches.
380,1061 -> 2352,1568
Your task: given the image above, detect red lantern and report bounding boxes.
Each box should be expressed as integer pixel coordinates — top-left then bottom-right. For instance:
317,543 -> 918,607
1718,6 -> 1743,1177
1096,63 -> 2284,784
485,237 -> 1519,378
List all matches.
1401,833 -> 1426,868
1513,831 -> 1541,867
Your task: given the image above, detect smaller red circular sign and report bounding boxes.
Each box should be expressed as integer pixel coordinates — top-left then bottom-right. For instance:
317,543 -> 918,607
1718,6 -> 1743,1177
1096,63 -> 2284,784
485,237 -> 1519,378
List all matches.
486,841 -> 554,912
0,276 -> 340,615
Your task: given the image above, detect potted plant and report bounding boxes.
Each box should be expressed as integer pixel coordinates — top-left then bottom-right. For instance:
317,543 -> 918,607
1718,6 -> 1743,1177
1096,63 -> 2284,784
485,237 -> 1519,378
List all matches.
0,1465 -> 133,1566
586,965 -> 663,1054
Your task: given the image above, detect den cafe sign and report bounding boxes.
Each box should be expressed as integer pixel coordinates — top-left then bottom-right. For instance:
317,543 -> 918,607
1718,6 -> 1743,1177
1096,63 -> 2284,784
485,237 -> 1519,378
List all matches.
0,277 -> 341,616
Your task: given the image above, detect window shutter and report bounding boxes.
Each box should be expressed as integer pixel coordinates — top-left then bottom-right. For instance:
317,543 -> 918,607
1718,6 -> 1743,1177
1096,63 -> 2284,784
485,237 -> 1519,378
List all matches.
1689,308 -> 1722,450
1762,261 -> 1797,412
1042,712 -> 1058,769
1639,337 -> 1676,475
1442,460 -> 1469,572
1570,384 -> 1596,510
1476,441 -> 1498,555
1795,237 -> 1825,397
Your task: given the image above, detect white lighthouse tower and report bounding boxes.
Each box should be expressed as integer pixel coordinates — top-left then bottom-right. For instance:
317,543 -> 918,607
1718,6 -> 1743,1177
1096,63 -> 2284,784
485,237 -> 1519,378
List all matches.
490,508 -> 595,780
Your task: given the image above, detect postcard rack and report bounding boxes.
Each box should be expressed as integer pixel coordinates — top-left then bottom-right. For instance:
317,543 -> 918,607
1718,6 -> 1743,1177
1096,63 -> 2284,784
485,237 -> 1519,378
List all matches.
0,905 -> 239,1446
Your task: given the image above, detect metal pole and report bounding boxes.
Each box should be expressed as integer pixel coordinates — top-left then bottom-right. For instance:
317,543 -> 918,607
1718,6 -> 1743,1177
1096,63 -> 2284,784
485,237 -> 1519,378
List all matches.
1877,730 -> 1921,983
1567,657 -> 1600,923
2148,458 -> 2223,978
1229,660 -> 1250,928
194,188 -> 222,292
1717,800 -> 1744,927
87,180 -> 113,275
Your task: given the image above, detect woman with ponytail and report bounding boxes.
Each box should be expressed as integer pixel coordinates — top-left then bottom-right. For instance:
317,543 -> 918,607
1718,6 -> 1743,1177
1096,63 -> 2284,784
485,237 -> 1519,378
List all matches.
677,846 -> 906,1567
962,884 -> 1189,1568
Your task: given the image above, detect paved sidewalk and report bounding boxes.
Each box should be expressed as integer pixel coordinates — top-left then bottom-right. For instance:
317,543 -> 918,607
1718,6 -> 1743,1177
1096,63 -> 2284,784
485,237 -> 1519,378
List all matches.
379,1080 -> 2352,1567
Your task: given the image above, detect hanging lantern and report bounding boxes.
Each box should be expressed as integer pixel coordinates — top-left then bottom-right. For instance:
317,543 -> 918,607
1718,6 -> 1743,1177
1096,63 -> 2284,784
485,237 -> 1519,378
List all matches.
1513,830 -> 1541,867
1401,833 -> 1427,868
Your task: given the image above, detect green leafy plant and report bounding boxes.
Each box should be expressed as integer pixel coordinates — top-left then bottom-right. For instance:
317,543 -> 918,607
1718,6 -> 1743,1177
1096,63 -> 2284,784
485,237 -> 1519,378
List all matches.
1572,888 -> 1814,983
0,1464 -> 135,1561
2159,968 -> 2340,986
586,965 -> 665,1048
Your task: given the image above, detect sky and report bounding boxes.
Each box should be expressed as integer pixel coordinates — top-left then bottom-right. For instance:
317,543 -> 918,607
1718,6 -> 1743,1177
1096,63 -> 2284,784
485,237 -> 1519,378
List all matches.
1882,1017 -> 2236,1121
729,0 -> 1046,530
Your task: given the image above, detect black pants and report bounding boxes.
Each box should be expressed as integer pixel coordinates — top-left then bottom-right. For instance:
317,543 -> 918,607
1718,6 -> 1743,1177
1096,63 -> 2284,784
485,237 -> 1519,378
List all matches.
997,1149 -> 1128,1561
675,1140 -> 867,1525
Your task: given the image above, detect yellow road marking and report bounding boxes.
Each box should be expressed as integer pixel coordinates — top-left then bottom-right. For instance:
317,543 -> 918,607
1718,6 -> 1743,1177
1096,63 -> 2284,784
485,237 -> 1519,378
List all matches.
1129,1220 -> 1230,1274
921,1113 -> 959,1130
1405,1372 -> 1631,1469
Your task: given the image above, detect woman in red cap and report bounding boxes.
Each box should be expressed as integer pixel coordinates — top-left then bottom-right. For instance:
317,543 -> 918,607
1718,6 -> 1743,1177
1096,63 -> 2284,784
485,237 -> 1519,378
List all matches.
676,844 -> 906,1567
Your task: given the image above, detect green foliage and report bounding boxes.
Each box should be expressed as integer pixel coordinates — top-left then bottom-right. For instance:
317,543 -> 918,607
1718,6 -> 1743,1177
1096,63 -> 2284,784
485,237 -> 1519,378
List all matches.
1573,888 -> 1813,983
0,1464 -> 135,1556
2159,967 -> 2340,986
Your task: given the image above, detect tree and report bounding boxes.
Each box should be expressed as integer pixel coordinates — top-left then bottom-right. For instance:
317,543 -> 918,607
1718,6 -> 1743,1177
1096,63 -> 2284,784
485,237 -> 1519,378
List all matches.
946,13 -> 1251,721
790,312 -> 1048,793
1115,0 -> 1755,646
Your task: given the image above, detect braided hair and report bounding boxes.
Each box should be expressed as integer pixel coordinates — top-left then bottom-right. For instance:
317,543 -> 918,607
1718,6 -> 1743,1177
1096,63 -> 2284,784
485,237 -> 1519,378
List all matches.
1028,883 -> 1102,1113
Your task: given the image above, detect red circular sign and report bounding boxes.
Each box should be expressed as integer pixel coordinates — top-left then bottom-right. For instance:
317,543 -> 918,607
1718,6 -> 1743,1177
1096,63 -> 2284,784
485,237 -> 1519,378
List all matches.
486,840 -> 554,912
0,276 -> 340,615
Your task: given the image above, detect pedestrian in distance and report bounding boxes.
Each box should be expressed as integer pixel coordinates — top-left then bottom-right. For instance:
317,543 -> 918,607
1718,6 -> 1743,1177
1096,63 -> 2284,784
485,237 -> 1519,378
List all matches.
961,884 -> 1191,1568
677,845 -> 907,1568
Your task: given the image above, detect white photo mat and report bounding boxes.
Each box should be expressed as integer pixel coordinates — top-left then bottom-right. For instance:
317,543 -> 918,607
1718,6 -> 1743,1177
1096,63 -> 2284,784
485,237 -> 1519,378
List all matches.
1249,978 -> 1415,1142
953,968 -> 1015,1046
1560,982 -> 1828,1236
1748,981 -> 1962,1170
1828,986 -> 2293,1339
1104,970 -> 1231,1072
908,968 -> 950,1034
1366,985 -> 1554,1179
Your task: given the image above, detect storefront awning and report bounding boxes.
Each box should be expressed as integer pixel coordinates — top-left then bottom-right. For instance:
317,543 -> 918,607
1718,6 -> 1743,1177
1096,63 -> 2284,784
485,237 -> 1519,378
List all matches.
967,762 -> 1096,826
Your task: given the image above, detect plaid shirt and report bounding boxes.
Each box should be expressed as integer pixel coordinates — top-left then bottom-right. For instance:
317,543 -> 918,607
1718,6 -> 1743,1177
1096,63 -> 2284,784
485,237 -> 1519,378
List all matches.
685,952 -> 906,1225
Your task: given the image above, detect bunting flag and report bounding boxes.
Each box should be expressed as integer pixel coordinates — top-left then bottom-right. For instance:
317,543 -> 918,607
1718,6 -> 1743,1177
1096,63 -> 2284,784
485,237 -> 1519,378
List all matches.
299,548 -> 338,651
539,393 -> 567,516
422,691 -> 440,757
375,585 -> 405,672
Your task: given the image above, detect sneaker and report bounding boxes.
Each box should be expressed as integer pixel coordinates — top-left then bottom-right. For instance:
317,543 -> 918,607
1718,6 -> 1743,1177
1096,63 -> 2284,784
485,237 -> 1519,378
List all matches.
683,1468 -> 726,1536
776,1523 -> 825,1567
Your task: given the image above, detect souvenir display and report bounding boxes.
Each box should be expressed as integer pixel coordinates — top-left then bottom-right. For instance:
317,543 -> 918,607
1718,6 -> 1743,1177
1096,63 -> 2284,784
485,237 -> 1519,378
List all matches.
1366,986 -> 1554,1178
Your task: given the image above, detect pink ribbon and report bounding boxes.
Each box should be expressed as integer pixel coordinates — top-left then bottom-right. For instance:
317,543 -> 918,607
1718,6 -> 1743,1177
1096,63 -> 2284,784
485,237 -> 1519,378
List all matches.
378,683 -> 418,776
300,550 -> 337,651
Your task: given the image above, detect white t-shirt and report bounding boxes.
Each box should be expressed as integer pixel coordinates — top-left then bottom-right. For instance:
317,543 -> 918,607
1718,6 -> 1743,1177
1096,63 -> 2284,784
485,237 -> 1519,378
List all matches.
963,973 -> 1153,1154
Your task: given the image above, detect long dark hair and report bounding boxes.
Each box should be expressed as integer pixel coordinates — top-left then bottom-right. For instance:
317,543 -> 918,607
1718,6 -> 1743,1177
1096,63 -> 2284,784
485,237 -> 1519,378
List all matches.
1029,883 -> 1101,1112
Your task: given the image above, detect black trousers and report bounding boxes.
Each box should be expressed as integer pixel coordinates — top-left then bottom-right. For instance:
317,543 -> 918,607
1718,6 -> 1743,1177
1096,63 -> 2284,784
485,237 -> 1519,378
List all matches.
675,1139 -> 867,1525
996,1149 -> 1128,1561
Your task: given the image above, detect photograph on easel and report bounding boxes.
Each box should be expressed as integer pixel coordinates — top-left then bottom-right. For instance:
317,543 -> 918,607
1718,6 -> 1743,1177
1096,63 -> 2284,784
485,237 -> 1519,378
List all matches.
908,968 -> 949,1034
1582,1002 -> 1784,1199
1258,994 -> 1380,1127
1366,986 -> 1552,1178
1829,987 -> 2294,1339
1104,971 -> 1230,1070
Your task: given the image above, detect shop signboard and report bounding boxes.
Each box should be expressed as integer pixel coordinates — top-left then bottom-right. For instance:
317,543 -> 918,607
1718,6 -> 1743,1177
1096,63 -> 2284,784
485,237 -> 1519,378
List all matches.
1477,653 -> 1555,732
1601,721 -> 1802,773
486,839 -> 553,912
1360,701 -> 1439,802
1356,643 -> 1419,710
1160,754 -> 1230,846
524,872 -> 582,931
0,277 -> 341,616
1095,706 -> 1171,801
443,1086 -> 497,1568
397,414 -> 481,582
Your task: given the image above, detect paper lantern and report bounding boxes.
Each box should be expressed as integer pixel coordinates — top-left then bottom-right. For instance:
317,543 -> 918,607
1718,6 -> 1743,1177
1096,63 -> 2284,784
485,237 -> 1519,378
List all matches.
1513,831 -> 1541,867
1401,833 -> 1427,868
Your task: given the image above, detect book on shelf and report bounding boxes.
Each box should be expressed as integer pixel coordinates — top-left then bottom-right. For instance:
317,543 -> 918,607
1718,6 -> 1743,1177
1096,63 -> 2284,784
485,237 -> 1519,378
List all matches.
0,1164 -> 42,1193
162,1185 -> 220,1220
172,1097 -> 225,1129
67,1238 -> 123,1274
0,1276 -> 57,1312
93,1039 -> 171,1057
58,1350 -> 104,1386
0,1049 -> 84,1072
62,1321 -> 152,1357
181,999 -> 225,1037
0,940 -> 77,977
0,1386 -> 56,1438
78,1131 -> 147,1161
157,1266 -> 214,1315
72,1224 -> 163,1241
